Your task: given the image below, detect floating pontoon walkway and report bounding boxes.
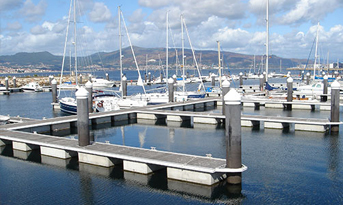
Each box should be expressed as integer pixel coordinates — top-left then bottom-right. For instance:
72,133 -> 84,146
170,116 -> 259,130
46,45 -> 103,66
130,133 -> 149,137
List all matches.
0,129 -> 246,185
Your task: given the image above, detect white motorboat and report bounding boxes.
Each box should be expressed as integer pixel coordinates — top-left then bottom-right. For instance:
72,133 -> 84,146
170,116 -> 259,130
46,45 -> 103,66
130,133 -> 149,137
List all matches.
294,82 -> 331,98
21,82 -> 43,92
0,115 -> 10,125
91,78 -> 115,88
59,97 -> 77,114
93,92 -> 147,111
0,84 -> 7,92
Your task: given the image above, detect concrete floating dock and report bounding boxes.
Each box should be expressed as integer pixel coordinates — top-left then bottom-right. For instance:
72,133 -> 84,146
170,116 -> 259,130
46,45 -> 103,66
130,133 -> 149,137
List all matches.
242,99 -> 336,111
136,109 -> 340,132
1,96 -> 342,186
0,129 -> 246,185
1,97 -> 340,133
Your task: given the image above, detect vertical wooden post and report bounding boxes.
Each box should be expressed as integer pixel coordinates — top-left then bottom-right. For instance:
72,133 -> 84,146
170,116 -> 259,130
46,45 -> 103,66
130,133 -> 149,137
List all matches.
76,87 -> 90,146
225,89 -> 242,184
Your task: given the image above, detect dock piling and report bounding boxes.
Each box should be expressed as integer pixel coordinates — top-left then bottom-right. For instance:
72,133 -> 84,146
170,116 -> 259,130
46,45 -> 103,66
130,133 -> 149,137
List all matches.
224,89 -> 242,184
173,74 -> 177,84
168,78 -> 174,102
286,77 -> 293,110
211,74 -> 215,87
122,75 -> 127,97
49,75 -> 53,85
5,77 -> 9,91
85,81 -> 93,113
222,80 -> 230,114
13,77 -> 16,88
79,74 -> 83,85
330,80 -> 340,132
239,72 -> 243,87
76,87 -> 90,146
259,74 -> 264,91
322,75 -> 328,102
51,79 -> 57,103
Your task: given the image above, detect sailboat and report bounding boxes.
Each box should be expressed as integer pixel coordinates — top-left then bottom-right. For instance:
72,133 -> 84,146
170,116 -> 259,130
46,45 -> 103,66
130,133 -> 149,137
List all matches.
93,7 -> 148,111
58,0 -> 80,114
174,14 -> 206,99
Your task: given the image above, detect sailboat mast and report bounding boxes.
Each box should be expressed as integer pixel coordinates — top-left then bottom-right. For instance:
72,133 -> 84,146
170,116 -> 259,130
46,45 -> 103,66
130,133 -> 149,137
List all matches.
327,51 -> 329,72
166,11 -> 169,82
217,41 -> 222,88
118,6 -> 123,97
313,22 -> 320,80
73,0 -> 78,84
58,0 -> 73,97
181,14 -> 185,93
145,54 -> 148,74
266,0 -> 269,82
121,11 -> 146,94
253,55 -> 256,73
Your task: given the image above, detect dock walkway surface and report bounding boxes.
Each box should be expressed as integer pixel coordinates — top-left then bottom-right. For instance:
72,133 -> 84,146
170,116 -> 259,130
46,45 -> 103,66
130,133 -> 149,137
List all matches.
0,97 -> 341,185
0,128 -> 246,185
0,129 -> 241,173
1,97 -> 341,132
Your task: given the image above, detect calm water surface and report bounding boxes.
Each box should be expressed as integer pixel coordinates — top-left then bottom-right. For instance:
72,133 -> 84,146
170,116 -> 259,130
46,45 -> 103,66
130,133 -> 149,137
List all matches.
1,79 -> 343,204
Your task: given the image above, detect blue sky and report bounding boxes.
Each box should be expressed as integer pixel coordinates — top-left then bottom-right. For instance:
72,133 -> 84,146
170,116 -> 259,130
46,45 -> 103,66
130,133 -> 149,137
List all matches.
1,0 -> 343,63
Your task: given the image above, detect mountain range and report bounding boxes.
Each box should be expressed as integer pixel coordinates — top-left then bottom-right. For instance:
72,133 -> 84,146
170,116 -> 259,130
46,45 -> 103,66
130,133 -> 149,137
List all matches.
0,46 -> 309,71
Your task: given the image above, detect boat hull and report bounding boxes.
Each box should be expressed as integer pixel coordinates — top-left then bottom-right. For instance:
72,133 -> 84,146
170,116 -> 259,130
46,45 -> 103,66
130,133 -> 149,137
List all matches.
59,100 -> 77,115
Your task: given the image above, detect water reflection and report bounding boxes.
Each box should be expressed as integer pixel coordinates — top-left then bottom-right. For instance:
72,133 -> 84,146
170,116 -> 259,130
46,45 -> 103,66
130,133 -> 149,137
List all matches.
138,127 -> 147,148
121,126 -> 125,146
13,149 -> 41,163
80,172 -> 95,205
327,135 -> 340,181
169,128 -> 175,144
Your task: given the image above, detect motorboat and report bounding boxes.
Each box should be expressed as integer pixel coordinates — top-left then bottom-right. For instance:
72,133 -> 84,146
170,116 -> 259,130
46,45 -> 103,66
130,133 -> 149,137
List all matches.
20,82 -> 43,92
59,97 -> 77,115
58,81 -> 77,90
0,115 -> 10,125
91,78 -> 115,88
294,82 -> 330,97
0,84 -> 7,92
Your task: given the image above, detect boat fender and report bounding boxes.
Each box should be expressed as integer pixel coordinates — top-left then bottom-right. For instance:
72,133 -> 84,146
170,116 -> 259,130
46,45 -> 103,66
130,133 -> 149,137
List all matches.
97,101 -> 103,108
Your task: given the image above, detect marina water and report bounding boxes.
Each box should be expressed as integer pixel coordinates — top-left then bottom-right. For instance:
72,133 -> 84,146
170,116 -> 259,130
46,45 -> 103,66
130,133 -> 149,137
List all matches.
1,70 -> 343,204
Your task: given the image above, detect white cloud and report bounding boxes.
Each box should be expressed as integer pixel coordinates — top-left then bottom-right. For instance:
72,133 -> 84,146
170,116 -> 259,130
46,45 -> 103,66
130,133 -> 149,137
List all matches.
0,0 -> 22,11
19,0 -> 47,22
249,0 -> 343,25
1,0 -> 343,62
88,2 -> 112,23
129,9 -> 146,23
6,22 -> 22,30
143,0 -> 246,29
30,25 -> 47,34
138,0 -> 170,9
